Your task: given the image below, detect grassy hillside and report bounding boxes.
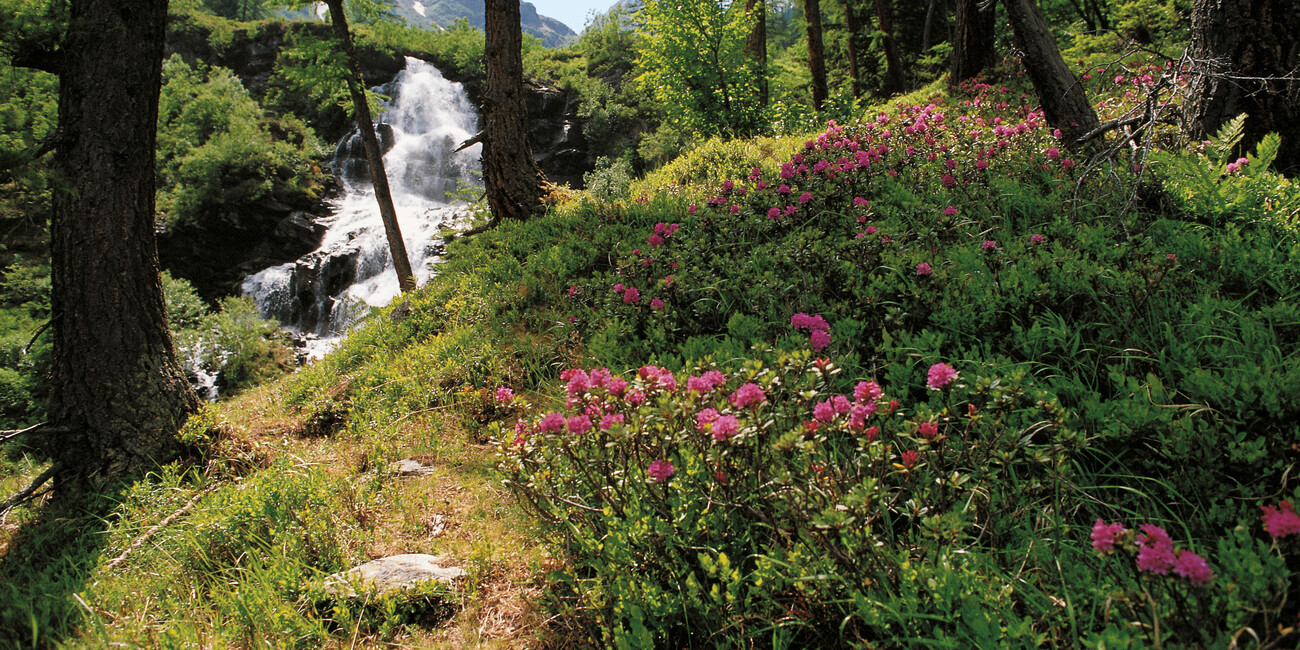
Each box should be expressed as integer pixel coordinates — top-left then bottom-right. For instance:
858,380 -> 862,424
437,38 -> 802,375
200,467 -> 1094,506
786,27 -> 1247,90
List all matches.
2,57 -> 1299,648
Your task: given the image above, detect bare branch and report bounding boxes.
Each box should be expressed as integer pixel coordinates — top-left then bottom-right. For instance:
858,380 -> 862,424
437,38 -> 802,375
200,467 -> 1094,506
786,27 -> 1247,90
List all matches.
0,463 -> 59,517
0,421 -> 51,446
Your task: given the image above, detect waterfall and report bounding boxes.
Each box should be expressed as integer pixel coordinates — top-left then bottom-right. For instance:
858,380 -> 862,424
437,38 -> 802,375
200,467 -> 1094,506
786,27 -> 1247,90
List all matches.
240,57 -> 480,349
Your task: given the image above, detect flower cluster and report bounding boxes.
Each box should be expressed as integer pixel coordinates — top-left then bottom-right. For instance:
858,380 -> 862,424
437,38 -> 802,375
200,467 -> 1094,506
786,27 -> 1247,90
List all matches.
1261,501 -> 1300,539
791,313 -> 832,351
926,362 -> 958,390
1090,519 -> 1214,585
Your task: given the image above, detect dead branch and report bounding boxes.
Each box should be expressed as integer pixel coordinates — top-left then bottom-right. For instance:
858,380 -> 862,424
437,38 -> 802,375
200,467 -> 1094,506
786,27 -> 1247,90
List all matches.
103,482 -> 223,572
0,462 -> 59,518
0,421 -> 52,446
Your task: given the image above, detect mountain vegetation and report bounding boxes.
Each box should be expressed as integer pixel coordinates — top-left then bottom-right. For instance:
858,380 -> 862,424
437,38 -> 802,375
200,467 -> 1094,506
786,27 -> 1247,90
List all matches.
1,0 -> 1298,647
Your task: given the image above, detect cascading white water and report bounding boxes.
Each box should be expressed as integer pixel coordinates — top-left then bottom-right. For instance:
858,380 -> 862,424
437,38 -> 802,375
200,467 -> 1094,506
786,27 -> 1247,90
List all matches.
241,58 -> 480,349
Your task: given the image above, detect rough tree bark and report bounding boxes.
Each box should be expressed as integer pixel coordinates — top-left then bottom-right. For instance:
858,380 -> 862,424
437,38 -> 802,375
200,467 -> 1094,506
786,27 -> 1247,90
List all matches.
874,0 -> 905,96
1186,0 -> 1300,172
47,0 -> 200,492
951,0 -> 996,86
804,0 -> 828,111
481,0 -> 547,224
325,0 -> 415,292
746,0 -> 769,107
1003,0 -> 1099,145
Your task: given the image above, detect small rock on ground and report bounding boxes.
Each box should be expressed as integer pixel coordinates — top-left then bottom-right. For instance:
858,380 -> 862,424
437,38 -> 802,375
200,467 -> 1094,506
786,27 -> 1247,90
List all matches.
323,553 -> 466,598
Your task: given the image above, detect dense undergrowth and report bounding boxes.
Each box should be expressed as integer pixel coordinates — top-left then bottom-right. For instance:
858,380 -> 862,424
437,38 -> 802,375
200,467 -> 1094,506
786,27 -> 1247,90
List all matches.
3,55 -> 1300,648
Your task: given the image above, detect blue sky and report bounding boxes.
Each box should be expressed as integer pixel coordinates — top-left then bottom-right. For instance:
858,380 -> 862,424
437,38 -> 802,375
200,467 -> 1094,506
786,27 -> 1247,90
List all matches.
530,0 -> 615,34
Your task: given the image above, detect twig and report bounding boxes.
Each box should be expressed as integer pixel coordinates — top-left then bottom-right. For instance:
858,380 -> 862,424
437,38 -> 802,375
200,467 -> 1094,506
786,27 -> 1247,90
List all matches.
0,462 -> 59,517
1074,115 -> 1146,146
0,421 -> 49,445
103,482 -> 223,572
22,319 -> 52,354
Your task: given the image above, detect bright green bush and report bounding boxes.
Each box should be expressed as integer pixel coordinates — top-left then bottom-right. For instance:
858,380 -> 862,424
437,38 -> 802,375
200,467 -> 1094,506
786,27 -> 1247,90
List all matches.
157,54 -> 327,228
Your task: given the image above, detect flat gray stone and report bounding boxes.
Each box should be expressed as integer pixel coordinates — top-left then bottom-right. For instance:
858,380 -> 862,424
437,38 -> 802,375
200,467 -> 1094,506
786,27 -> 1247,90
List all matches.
393,458 -> 436,476
323,554 -> 465,598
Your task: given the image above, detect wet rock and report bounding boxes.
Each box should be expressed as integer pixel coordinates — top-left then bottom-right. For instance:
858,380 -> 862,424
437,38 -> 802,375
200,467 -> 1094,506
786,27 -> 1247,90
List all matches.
323,554 -> 465,598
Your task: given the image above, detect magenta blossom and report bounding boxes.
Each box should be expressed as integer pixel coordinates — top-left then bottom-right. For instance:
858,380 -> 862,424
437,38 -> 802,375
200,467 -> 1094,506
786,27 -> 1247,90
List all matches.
854,380 -> 883,402
810,329 -> 831,351
1261,501 -> 1300,539
600,413 -> 624,430
711,415 -> 739,441
623,287 -> 640,304
647,459 -> 675,483
1136,524 -> 1176,575
943,205 -> 958,216
730,383 -> 767,408
926,363 -> 958,390
650,298 -> 664,311
981,240 -> 997,251
1030,234 -> 1045,244
916,262 -> 933,276
1173,550 -> 1213,585
1091,519 -> 1126,554
537,412 -> 566,433
917,422 -> 939,440
696,408 -> 721,431
495,386 -> 515,403
566,415 -> 592,434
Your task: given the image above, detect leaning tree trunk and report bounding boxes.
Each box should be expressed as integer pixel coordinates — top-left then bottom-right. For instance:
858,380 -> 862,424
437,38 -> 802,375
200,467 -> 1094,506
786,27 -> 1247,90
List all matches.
1003,0 -> 1099,145
1186,0 -> 1300,172
49,0 -> 200,492
951,0 -> 996,86
483,0 -> 547,223
874,0 -> 906,96
325,0 -> 415,292
746,0 -> 769,107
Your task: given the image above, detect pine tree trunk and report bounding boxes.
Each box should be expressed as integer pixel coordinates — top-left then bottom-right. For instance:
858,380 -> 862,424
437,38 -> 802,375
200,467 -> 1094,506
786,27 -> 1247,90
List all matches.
48,0 -> 200,492
843,0 -> 862,98
1003,0 -> 1099,145
804,0 -> 828,111
483,0 -> 547,223
951,0 -> 996,86
1187,0 -> 1300,171
874,0 -> 906,96
746,0 -> 769,107
325,0 -> 414,292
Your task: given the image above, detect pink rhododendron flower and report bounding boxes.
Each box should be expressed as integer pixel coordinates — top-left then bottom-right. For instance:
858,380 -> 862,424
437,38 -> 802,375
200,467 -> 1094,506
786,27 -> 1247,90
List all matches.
650,298 -> 664,311
941,174 -> 956,187
607,376 -> 628,395
799,191 -> 813,205
810,329 -> 831,351
1261,501 -> 1300,539
1226,162 -> 1240,174
854,196 -> 869,208
916,262 -> 933,276
1173,550 -> 1213,585
600,413 -> 624,430
1091,519 -> 1126,553
864,425 -> 880,442
612,283 -> 624,293
730,383 -> 766,408
537,412 -> 566,433
917,422 -> 939,440
567,285 -> 580,296
711,415 -> 739,441
900,450 -> 919,469
854,381 -> 883,402
943,205 -> 958,216
1136,524 -> 1176,574
625,390 -> 645,405
1030,234 -> 1045,244
814,400 -> 836,422
687,371 -> 726,394
648,459 -> 674,483
696,408 -> 721,431
831,395 -> 851,414
982,240 -> 997,251
495,386 -> 515,403
623,287 -> 640,304
648,234 -> 664,247
927,363 -> 958,389
566,415 -> 592,434
768,207 -> 781,219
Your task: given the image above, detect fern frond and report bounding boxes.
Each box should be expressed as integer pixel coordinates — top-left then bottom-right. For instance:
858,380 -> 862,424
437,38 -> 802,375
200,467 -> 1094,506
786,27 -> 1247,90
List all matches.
1210,113 -> 1248,160
1249,132 -> 1281,172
